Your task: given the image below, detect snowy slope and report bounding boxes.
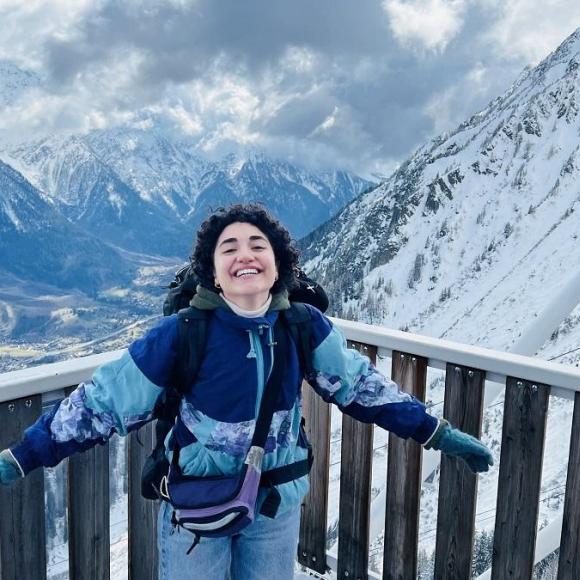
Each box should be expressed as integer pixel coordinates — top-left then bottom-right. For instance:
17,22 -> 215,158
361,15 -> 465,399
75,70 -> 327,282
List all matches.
7,135 -> 191,257
302,28 -> 580,355
300,27 -> 580,576
0,158 -> 133,294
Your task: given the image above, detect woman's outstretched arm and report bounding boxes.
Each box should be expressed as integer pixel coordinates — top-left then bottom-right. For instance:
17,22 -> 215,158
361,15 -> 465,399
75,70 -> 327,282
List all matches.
1,315 -> 179,482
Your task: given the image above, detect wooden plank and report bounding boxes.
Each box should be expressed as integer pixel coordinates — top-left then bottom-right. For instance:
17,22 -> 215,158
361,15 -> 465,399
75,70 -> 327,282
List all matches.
383,351 -> 427,580
298,381 -> 331,575
336,341 -> 376,580
66,386 -> 110,580
0,395 -> 46,580
558,391 -> 580,579
491,377 -> 549,580
128,423 -> 159,580
434,364 -> 486,580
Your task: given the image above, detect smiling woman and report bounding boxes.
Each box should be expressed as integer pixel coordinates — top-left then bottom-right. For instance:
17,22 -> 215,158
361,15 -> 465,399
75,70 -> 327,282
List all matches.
0,203 -> 493,580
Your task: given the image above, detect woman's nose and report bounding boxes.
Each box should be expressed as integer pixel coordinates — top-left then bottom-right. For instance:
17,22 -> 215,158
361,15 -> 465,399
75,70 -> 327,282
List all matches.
236,249 -> 253,262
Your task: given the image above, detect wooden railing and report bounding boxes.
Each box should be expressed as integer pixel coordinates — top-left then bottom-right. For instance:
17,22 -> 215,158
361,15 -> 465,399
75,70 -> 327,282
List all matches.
1,318 -> 579,579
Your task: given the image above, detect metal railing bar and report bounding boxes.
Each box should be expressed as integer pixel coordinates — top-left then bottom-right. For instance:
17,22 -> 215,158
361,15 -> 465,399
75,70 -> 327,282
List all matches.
0,349 -> 125,403
332,318 -> 580,393
2,321 -> 580,404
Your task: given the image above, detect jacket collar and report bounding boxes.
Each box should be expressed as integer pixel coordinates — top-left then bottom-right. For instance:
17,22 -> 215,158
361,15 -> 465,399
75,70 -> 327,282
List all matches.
190,285 -> 290,330
191,285 -> 290,312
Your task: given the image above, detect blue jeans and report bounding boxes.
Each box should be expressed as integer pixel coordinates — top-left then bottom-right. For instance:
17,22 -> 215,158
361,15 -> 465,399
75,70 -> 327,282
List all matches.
157,501 -> 301,580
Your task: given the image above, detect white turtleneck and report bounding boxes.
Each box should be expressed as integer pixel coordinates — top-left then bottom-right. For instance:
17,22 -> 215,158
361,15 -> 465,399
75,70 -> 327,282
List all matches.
221,294 -> 272,318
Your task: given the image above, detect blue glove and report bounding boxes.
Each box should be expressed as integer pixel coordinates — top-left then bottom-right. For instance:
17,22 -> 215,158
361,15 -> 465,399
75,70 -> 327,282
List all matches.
426,421 -> 493,473
0,449 -> 22,486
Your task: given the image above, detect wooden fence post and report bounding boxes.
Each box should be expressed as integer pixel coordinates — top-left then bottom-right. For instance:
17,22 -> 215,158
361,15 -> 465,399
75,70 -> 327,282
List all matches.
336,342 -> 376,580
298,380 -> 331,575
128,422 -> 159,580
383,351 -> 427,580
434,364 -> 486,580
66,387 -> 111,580
492,378 -> 549,580
557,391 -> 580,579
0,395 -> 46,580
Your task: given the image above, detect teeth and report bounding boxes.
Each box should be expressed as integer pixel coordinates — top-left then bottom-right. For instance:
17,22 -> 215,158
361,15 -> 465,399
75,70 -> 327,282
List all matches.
236,269 -> 259,277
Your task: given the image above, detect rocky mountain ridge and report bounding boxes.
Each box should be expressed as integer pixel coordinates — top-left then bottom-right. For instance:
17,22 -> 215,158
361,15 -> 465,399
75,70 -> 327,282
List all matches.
3,122 -> 373,257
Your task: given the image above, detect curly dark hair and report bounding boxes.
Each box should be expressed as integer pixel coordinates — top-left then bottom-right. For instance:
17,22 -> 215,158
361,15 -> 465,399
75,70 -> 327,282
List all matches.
192,203 -> 300,294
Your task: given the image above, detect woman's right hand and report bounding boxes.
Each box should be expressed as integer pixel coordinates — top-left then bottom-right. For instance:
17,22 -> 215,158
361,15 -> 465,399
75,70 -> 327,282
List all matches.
0,450 -> 22,486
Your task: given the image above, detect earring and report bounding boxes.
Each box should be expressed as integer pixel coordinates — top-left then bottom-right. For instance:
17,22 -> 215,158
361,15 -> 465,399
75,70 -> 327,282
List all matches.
214,278 -> 221,289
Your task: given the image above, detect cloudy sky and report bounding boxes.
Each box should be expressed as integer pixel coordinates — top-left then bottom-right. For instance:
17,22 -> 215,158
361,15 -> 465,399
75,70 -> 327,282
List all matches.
1,0 -> 579,177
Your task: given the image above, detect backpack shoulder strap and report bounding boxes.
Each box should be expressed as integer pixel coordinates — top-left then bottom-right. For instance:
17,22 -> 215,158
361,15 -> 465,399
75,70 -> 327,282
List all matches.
282,302 -> 314,376
174,306 -> 210,395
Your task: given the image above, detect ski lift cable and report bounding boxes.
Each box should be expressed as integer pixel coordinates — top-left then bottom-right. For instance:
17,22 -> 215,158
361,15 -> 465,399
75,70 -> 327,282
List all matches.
548,345 -> 580,361
418,484 -> 567,540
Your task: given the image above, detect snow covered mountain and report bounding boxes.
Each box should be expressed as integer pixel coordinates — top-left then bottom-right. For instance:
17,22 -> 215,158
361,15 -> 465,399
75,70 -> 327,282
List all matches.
192,153 -> 371,237
300,28 -> 580,575
0,158 -> 133,295
84,123 -> 373,238
7,135 -> 191,257
83,129 -> 373,238
302,27 -> 580,356
3,115 -> 373,255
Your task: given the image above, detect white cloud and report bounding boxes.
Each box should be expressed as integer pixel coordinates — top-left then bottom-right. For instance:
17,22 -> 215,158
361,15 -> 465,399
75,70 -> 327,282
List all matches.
383,0 -> 467,53
0,45 -> 147,140
0,0 -> 579,176
164,104 -> 203,136
423,61 -> 491,133
280,46 -> 319,75
483,0 -> 580,64
0,0 -> 98,68
423,85 -> 459,133
311,106 -> 339,135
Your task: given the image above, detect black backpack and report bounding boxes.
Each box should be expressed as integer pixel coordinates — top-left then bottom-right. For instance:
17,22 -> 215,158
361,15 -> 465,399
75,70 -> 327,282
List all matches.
141,267 -> 327,501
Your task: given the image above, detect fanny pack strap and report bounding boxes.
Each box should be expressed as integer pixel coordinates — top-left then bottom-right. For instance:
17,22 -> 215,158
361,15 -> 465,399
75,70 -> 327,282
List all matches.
171,317 -> 287,471
258,447 -> 313,518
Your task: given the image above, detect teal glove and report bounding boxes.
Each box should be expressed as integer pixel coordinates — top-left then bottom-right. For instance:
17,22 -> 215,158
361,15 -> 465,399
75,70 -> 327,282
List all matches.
426,421 -> 493,473
0,449 -> 22,486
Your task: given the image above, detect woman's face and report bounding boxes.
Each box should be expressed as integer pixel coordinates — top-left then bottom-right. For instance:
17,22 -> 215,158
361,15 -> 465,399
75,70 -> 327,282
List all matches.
213,222 -> 278,310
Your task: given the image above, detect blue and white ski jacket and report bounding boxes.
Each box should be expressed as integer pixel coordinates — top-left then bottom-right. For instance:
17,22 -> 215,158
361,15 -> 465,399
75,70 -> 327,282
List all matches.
10,288 -> 438,517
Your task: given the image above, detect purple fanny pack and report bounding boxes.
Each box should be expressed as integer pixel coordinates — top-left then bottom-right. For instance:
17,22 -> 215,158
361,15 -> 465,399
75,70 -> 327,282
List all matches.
161,446 -> 264,538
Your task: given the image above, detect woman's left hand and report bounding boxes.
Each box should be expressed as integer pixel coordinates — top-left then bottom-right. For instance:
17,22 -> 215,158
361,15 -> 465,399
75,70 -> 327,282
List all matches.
427,423 -> 494,473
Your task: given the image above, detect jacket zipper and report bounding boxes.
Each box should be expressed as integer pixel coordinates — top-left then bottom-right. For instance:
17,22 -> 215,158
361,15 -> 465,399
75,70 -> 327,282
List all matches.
253,330 -> 265,417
